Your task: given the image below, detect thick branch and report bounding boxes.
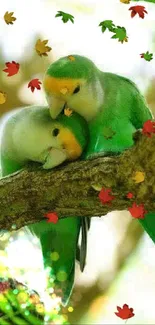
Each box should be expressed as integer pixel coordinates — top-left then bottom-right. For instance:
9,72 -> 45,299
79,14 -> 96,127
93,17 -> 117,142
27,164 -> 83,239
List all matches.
0,131 -> 155,231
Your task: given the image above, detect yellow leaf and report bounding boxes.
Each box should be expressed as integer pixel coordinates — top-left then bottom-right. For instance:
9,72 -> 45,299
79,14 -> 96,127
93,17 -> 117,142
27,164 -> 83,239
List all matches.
91,184 -> 102,191
120,0 -> 130,3
68,55 -> 75,61
35,39 -> 52,57
4,11 -> 16,24
64,107 -> 73,117
60,87 -> 69,95
132,171 -> 145,184
0,91 -> 7,104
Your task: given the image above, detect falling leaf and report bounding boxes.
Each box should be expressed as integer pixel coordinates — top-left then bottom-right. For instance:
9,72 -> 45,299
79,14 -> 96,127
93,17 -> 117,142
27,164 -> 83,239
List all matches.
129,6 -> 148,19
68,55 -> 75,61
99,188 -> 115,204
55,11 -> 74,23
120,0 -> 131,3
115,304 -> 135,320
28,79 -> 42,92
132,171 -> 145,183
0,281 -> 10,293
128,202 -> 147,219
142,119 -> 155,137
91,184 -> 103,191
140,51 -> 153,61
3,61 -> 20,76
111,26 -> 128,43
103,126 -> 116,139
44,212 -> 59,223
35,39 -> 52,57
0,91 -> 7,104
4,11 -> 16,24
64,107 -> 73,117
126,192 -> 134,199
99,20 -> 115,33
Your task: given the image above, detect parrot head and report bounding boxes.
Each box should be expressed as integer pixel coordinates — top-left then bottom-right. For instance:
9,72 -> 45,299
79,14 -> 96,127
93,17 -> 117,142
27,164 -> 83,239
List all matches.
43,55 -> 104,122
42,108 -> 89,169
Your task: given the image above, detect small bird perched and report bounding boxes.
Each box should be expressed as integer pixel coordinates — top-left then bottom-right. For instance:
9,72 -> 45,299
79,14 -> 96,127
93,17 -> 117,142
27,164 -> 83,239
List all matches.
43,54 -> 155,244
0,105 -> 89,306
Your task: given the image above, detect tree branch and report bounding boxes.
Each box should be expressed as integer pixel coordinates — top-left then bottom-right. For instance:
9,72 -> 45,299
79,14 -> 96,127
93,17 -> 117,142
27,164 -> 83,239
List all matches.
0,131 -> 155,231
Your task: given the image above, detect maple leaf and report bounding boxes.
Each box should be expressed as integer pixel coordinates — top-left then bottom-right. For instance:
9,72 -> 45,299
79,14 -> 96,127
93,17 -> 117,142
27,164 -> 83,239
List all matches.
4,11 -> 16,25
126,192 -> 134,199
35,39 -> 52,57
128,202 -> 147,219
132,171 -> 145,183
3,61 -> 20,77
28,79 -> 42,92
44,212 -> 59,224
142,119 -> 155,137
99,20 -> 115,33
64,107 -> 73,117
120,0 -> 131,3
111,26 -> 128,43
129,6 -> 148,19
68,55 -> 76,61
140,51 -> 153,62
55,11 -> 74,23
99,188 -> 115,205
115,304 -> 135,320
103,126 -> 116,139
0,91 -> 7,104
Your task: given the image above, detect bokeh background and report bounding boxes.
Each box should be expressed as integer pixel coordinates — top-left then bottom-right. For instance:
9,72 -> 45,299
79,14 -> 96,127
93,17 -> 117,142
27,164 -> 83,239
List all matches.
0,0 -> 155,323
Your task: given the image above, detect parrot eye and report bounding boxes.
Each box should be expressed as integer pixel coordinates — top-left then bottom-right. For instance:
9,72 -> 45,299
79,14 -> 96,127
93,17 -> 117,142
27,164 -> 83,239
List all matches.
73,85 -> 80,94
52,128 -> 60,136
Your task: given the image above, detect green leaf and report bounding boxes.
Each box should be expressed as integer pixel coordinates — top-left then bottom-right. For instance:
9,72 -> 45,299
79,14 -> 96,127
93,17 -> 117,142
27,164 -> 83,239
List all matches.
99,20 -> 116,33
55,11 -> 74,23
111,26 -> 128,43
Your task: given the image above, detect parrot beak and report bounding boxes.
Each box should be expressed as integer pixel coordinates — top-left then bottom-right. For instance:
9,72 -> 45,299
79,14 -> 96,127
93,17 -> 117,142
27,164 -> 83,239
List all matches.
47,95 -> 66,119
43,148 -> 68,169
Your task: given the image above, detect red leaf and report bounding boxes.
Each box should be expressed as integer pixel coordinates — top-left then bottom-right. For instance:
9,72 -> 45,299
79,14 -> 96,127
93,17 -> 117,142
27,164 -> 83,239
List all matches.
44,212 -> 58,223
99,188 -> 115,205
142,120 -> 155,137
28,78 -> 42,92
126,192 -> 134,199
3,61 -> 20,76
0,281 -> 10,293
128,202 -> 147,219
115,303 -> 135,320
129,6 -> 148,19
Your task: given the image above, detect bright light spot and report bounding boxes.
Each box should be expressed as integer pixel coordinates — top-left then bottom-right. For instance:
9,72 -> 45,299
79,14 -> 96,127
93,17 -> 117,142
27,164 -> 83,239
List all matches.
68,306 -> 74,312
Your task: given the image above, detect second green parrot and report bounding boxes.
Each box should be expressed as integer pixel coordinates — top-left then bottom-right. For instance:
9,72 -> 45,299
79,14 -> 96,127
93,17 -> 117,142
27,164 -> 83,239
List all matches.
43,54 -> 155,244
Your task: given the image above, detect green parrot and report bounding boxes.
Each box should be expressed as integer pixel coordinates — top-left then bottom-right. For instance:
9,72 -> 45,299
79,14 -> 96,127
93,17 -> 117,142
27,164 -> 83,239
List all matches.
0,105 -> 89,306
43,54 -> 155,244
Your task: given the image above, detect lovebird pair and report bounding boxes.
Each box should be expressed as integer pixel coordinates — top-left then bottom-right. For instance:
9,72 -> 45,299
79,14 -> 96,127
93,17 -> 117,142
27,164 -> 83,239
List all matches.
1,54 -> 154,307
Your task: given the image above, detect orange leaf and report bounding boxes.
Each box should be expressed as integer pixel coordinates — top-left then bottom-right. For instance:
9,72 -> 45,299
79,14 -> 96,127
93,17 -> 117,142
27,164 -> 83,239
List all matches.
115,304 -> 135,320
3,61 -> 20,77
128,202 -> 147,219
28,79 -> 42,92
129,6 -> 148,19
99,188 -> 115,205
44,212 -> 58,223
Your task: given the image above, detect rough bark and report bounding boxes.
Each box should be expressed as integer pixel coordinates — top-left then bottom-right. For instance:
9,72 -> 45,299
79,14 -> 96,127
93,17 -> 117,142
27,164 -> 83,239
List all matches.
0,131 -> 155,231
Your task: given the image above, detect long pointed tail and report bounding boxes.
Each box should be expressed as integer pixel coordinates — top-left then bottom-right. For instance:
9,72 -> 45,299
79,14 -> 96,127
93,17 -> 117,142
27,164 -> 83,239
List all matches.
138,212 -> 155,243
28,217 -> 81,306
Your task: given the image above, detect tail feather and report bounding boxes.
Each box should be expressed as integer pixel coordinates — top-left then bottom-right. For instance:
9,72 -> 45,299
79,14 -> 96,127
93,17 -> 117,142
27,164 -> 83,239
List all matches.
139,212 -> 155,243
28,217 -> 81,306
